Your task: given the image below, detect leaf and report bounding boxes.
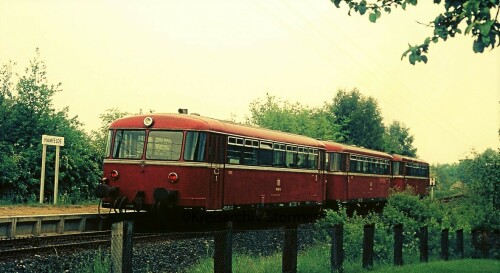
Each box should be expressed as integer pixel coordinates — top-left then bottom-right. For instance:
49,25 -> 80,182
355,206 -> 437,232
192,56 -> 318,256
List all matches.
479,20 -> 494,36
409,53 -> 416,65
421,55 -> 428,64
481,34 -> 491,45
359,4 -> 367,15
473,39 -> 485,53
332,0 -> 342,8
369,12 -> 377,23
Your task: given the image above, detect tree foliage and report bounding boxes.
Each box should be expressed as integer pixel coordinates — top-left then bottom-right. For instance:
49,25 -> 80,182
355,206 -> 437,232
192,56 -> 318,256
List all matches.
458,148 -> 499,208
383,120 -> 417,156
331,0 -> 500,64
247,93 -> 346,141
0,50 -> 101,203
248,90 -> 417,155
430,148 -> 499,230
326,88 -> 385,150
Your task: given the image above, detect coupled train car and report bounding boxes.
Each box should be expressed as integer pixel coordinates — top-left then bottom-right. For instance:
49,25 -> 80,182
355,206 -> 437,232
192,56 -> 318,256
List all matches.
95,113 -> 429,216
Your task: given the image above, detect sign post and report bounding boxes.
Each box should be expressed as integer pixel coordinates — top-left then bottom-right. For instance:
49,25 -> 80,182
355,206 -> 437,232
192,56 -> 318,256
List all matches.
430,177 -> 436,201
40,135 -> 65,204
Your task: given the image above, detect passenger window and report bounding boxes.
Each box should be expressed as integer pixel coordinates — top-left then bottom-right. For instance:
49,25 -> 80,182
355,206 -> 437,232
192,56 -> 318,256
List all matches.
259,141 -> 273,166
307,149 -> 318,169
286,146 -> 298,167
227,137 -> 244,164
297,147 -> 307,168
244,139 -> 258,165
273,144 -> 286,167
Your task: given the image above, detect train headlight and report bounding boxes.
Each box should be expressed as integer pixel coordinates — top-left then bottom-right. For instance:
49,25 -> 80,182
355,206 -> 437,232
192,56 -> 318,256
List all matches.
143,116 -> 154,127
168,172 -> 179,183
110,170 -> 119,180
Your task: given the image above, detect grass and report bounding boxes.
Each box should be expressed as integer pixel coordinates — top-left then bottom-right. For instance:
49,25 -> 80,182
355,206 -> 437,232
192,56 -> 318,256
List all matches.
185,243 -> 500,273
367,259 -> 499,273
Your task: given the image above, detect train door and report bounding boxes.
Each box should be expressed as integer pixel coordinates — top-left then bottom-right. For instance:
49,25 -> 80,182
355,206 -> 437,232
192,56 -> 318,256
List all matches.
208,133 -> 225,210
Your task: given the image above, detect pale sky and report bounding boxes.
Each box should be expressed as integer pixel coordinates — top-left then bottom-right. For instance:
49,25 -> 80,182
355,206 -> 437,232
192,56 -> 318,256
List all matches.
1,0 -> 498,164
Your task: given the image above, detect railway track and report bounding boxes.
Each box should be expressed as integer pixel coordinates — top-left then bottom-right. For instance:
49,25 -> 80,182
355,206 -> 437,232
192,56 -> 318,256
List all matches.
439,194 -> 466,203
0,231 -> 112,261
0,229 -> 210,262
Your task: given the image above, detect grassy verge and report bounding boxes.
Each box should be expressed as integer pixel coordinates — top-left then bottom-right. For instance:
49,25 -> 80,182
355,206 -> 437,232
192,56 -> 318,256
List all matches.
186,243 -> 499,273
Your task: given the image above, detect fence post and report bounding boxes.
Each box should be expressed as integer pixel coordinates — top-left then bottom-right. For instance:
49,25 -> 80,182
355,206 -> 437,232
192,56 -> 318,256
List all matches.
419,226 -> 428,263
111,220 -> 134,273
362,224 -> 375,269
471,228 -> 490,258
441,228 -> 449,261
282,224 -> 298,273
331,224 -> 344,273
394,224 -> 403,266
456,229 -> 464,259
214,221 -> 233,273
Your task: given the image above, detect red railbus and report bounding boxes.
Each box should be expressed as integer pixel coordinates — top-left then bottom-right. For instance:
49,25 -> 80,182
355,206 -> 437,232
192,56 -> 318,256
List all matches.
391,154 -> 430,196
95,113 -> 430,218
323,141 -> 392,207
95,113 -> 326,213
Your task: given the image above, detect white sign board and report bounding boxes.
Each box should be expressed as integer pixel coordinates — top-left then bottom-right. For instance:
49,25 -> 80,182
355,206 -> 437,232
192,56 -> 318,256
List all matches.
40,135 -> 64,204
42,135 -> 65,146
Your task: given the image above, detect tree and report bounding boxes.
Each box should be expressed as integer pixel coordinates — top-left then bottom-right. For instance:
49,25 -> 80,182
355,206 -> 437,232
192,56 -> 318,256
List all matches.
383,120 -> 417,156
331,0 -> 500,64
326,88 -> 385,150
247,93 -> 346,141
0,50 -> 102,203
459,148 -> 499,208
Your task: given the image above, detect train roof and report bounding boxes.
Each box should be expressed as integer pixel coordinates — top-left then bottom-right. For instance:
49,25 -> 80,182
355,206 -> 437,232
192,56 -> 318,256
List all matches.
322,141 -> 344,152
341,144 -> 392,159
392,154 -> 429,165
110,113 -> 325,148
322,141 -> 392,159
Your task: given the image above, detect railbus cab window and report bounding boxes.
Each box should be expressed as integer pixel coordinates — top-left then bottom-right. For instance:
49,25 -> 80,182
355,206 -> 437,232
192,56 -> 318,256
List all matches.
328,152 -> 343,172
113,130 -> 146,159
184,132 -> 207,162
392,162 -> 401,175
105,130 -> 113,158
146,131 -> 183,160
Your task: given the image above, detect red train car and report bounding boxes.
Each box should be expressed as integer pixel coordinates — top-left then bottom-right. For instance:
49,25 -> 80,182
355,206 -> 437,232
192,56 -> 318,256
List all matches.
323,141 -> 392,207
95,113 -> 326,213
391,154 -> 430,196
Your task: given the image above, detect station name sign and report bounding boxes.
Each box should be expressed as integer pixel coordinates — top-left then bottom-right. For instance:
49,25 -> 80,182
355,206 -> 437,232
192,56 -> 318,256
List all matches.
42,135 -> 65,146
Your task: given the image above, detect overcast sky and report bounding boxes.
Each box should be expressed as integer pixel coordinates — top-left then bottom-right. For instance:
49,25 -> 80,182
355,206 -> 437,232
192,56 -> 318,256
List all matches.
1,0 -> 498,164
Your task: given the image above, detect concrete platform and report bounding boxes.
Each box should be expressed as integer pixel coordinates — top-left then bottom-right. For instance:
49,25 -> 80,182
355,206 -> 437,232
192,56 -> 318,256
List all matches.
0,213 -> 106,239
